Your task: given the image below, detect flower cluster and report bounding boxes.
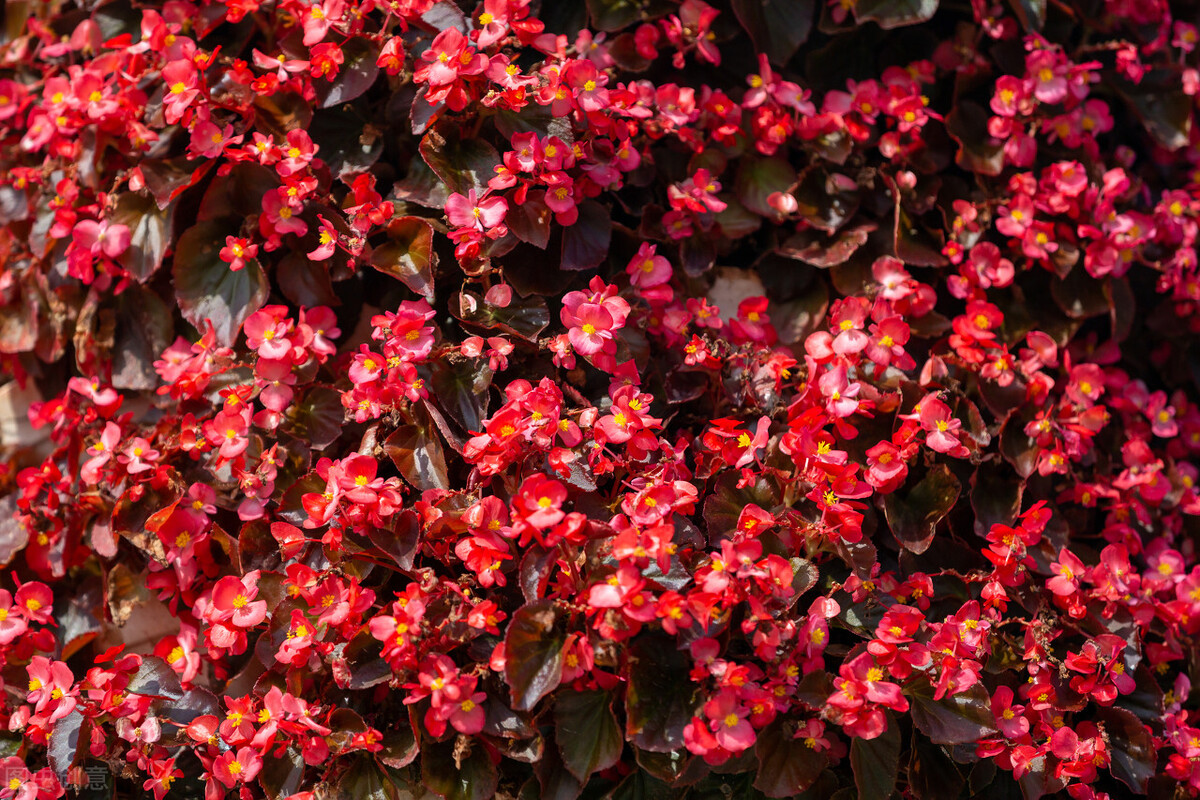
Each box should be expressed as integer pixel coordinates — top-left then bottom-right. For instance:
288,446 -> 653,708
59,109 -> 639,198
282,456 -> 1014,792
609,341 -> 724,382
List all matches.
1,0 -> 1199,798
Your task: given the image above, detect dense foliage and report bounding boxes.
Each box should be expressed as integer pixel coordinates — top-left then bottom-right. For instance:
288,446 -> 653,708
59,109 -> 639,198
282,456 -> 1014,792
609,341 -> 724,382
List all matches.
1,0 -> 1200,797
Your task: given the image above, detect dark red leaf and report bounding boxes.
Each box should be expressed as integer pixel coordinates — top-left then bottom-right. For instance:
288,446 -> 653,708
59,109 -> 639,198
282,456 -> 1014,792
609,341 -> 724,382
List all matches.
883,464 -> 960,554
561,200 -> 612,271
173,220 -> 269,348
554,690 -> 623,781
504,600 -> 565,712
369,216 -> 437,302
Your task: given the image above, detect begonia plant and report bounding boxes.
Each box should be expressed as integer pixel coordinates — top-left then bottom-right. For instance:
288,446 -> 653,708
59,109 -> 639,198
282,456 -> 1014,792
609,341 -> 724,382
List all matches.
0,0 -> 1199,798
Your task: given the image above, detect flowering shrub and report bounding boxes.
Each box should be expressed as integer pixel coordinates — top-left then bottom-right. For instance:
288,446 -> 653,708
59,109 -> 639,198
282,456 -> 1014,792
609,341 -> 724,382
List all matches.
2,0 -> 1200,798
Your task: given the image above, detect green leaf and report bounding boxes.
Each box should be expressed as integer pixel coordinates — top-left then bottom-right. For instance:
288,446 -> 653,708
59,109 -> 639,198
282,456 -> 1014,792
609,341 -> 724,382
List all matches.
504,600 -> 565,712
906,676 -> 997,745
850,715 -> 900,800
369,216 -> 437,303
173,220 -> 269,347
731,0 -> 815,67
1095,707 -> 1154,793
625,634 -> 699,752
554,690 -> 623,781
753,720 -> 828,797
853,0 -> 939,29
561,200 -> 612,271
883,464 -> 960,554
422,736 -> 500,800
111,192 -> 174,282
316,37 -> 380,108
420,127 -> 501,196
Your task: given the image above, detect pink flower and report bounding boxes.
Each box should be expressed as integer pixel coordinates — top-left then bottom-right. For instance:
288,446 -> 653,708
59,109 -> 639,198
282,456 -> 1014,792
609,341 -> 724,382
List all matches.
417,27 -> 487,87
278,129 -> 318,177
15,582 -> 52,624
301,0 -> 344,47
203,410 -> 249,460
0,590 -> 28,645
703,691 -> 755,753
27,656 -> 76,722
206,571 -> 269,629
73,219 -> 131,259
562,59 -> 609,112
1048,548 -> 1084,596
117,437 -> 160,474
919,397 -> 964,455
81,421 -> 121,483
818,362 -> 861,419
377,36 -> 405,75
626,243 -> 672,288
1027,49 -> 1067,104
445,189 -> 508,231
308,216 -> 338,260
161,60 -> 199,123
244,305 -> 294,359
829,297 -> 870,355
566,303 -> 614,355
261,188 -> 308,237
